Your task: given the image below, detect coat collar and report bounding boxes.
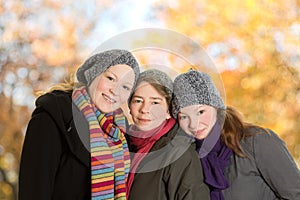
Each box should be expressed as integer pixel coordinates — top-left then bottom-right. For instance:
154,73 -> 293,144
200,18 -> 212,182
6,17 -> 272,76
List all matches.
62,103 -> 90,167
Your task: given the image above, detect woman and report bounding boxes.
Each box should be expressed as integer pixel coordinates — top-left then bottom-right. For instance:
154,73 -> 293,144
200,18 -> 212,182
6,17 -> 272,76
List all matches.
126,69 -> 210,200
19,49 -> 140,199
172,69 -> 300,200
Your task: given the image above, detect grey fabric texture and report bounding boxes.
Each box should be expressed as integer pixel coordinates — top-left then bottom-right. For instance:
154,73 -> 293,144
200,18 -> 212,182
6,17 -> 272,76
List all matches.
224,128 -> 300,200
137,69 -> 173,95
76,49 -> 140,86
172,69 -> 225,119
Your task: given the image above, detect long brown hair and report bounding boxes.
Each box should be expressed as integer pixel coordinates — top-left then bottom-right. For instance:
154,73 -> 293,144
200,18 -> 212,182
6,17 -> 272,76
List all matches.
219,106 -> 269,157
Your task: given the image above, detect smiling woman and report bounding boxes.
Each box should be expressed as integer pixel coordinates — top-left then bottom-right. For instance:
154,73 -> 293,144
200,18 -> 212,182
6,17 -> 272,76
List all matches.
172,69 -> 300,200
130,81 -> 170,131
88,64 -> 135,113
18,49 -> 140,200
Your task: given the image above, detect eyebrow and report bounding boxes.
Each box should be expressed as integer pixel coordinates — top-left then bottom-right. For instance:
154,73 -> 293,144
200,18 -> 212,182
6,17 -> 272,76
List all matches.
106,70 -> 117,79
179,105 -> 206,114
132,95 -> 143,99
150,97 -> 163,101
106,69 -> 133,86
132,96 -> 163,101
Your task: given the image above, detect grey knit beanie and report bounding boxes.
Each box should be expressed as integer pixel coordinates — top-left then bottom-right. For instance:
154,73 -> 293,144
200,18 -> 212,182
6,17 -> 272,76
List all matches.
172,69 -> 225,119
76,49 -> 140,86
129,69 -> 173,105
138,69 -> 173,94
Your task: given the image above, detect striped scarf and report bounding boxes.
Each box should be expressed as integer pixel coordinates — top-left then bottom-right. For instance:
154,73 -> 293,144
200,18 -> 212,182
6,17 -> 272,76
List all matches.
72,86 -> 130,200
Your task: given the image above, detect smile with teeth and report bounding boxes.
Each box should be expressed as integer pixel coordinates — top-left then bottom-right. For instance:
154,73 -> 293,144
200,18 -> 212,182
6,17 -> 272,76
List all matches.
102,94 -> 116,103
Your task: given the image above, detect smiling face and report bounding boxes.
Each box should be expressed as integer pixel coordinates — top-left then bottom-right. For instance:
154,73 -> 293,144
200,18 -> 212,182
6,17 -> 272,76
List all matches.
178,104 -> 217,140
129,82 -> 170,131
88,64 -> 135,113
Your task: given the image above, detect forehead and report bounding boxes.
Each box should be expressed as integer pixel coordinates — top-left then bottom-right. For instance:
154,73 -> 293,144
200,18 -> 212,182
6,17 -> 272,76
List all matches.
106,64 -> 135,80
133,82 -> 164,99
180,104 -> 215,113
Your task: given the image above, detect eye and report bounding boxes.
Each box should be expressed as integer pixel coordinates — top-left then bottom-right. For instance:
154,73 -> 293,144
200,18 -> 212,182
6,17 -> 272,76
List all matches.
198,110 -> 205,115
179,115 -> 188,120
132,99 -> 142,103
152,101 -> 160,105
122,85 -> 131,91
106,76 -> 114,81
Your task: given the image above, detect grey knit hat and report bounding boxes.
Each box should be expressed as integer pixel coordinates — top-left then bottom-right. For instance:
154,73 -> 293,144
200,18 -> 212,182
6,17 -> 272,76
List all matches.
76,49 -> 140,86
172,70 -> 225,119
129,69 -> 173,105
138,69 -> 173,94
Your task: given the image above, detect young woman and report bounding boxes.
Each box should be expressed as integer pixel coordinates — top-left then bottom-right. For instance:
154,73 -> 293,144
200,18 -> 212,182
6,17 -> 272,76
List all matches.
126,69 -> 210,200
19,49 -> 140,200
172,69 -> 300,200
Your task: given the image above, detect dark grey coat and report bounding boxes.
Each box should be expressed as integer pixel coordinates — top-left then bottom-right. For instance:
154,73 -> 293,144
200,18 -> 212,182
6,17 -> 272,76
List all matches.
224,129 -> 300,200
128,124 -> 210,200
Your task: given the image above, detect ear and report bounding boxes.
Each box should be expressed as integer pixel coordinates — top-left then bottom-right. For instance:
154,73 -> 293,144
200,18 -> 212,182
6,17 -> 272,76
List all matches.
166,111 -> 171,119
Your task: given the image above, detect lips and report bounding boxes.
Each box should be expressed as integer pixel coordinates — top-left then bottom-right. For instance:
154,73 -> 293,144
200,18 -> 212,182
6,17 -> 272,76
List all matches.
102,94 -> 116,103
137,118 -> 151,123
192,128 -> 205,136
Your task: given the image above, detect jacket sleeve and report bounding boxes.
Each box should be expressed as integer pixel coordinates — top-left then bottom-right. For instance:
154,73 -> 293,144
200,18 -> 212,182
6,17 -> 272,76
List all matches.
19,112 -> 63,200
165,147 -> 210,200
254,130 -> 300,199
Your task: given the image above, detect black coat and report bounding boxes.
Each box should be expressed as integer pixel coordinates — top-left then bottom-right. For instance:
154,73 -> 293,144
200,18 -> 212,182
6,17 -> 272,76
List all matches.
19,90 -> 91,200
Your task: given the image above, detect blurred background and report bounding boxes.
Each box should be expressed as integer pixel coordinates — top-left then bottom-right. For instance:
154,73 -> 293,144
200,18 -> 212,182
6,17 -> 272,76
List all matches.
0,0 -> 299,199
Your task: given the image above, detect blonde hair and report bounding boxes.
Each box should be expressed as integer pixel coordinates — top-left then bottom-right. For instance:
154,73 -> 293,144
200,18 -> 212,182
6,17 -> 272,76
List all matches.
36,73 -> 82,97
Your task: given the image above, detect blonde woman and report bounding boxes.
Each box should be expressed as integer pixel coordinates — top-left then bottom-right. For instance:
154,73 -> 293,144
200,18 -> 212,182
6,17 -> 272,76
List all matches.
19,49 -> 140,199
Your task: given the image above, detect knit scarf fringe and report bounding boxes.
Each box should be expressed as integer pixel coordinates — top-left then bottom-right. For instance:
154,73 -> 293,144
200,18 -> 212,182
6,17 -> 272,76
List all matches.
72,86 -> 130,200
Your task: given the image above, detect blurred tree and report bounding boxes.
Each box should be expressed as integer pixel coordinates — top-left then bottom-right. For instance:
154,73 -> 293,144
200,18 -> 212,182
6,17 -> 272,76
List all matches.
0,0 -> 113,199
1,0 -> 300,199
155,0 -> 300,166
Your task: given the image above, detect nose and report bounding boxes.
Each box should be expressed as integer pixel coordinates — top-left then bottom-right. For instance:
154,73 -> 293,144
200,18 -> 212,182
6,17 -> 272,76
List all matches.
140,102 -> 150,114
109,84 -> 119,96
109,88 -> 116,96
188,118 -> 198,130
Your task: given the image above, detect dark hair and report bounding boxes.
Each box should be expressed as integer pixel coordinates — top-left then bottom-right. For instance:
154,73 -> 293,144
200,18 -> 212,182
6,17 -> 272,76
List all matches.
129,77 -> 173,113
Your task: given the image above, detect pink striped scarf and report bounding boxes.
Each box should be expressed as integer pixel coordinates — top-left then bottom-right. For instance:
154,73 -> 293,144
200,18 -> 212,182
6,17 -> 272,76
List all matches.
72,86 -> 130,200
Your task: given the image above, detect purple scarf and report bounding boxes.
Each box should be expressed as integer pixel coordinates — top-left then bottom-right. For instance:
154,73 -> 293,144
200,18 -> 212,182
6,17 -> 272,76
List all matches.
195,122 -> 232,200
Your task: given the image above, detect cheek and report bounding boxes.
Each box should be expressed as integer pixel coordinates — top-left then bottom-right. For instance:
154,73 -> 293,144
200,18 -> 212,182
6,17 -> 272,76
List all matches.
199,112 -> 215,125
151,106 -> 168,117
129,105 -> 139,117
179,121 -> 189,132
94,79 -> 108,94
119,91 -> 131,103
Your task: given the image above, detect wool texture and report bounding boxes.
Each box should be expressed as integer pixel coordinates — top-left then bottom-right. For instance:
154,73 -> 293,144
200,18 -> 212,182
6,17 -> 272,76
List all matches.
172,69 -> 225,118
76,49 -> 140,86
72,86 -> 130,200
195,122 -> 232,200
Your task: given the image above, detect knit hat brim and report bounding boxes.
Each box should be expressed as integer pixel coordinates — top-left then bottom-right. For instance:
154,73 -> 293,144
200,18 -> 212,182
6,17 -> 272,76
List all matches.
172,70 -> 225,119
76,49 -> 140,86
